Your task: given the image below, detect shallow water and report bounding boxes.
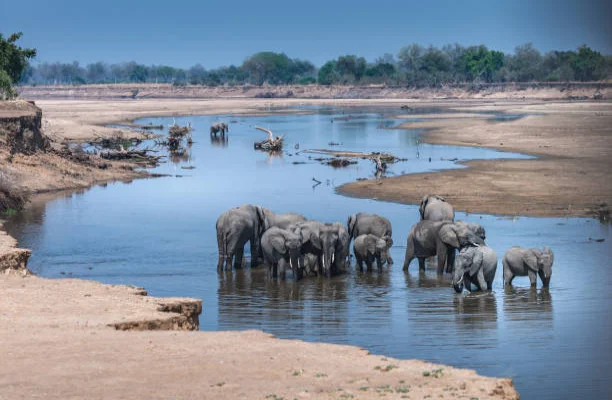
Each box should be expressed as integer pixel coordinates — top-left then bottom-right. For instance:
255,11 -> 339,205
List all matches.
6,108 -> 611,399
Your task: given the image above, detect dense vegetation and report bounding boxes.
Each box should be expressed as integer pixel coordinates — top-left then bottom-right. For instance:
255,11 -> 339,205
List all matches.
0,32 -> 36,99
13,41 -> 612,88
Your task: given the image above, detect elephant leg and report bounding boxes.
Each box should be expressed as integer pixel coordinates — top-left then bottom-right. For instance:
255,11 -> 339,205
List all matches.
366,255 -> 373,272
464,275 -> 473,292
233,247 -> 244,269
476,270 -> 487,292
503,262 -> 514,286
376,258 -> 383,272
418,258 -> 426,271
249,236 -> 260,268
225,253 -> 233,271
528,270 -> 537,287
436,249 -> 447,275
403,238 -> 415,270
387,255 -> 394,265
487,280 -> 493,291
279,260 -> 286,280
445,249 -> 455,274
356,256 -> 363,271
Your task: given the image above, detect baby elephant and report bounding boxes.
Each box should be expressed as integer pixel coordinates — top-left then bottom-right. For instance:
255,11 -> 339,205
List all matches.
503,246 -> 554,288
261,227 -> 303,280
353,234 -> 393,272
452,246 -> 497,293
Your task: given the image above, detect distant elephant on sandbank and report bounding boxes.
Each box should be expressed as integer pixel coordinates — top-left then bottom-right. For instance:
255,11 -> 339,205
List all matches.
503,246 -> 554,288
420,194 -> 454,222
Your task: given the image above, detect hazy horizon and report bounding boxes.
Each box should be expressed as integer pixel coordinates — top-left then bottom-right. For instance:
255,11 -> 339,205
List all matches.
1,0 -> 611,68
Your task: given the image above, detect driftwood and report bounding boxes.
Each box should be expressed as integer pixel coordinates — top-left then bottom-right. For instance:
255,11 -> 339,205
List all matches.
325,158 -> 357,168
98,147 -> 163,165
254,126 -> 284,151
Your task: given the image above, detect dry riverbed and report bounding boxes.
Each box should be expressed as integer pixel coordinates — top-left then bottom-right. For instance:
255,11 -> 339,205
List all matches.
3,93 -> 610,399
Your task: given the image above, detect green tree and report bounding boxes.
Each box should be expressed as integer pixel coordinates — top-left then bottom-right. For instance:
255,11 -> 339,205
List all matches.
242,52 -> 292,85
336,55 -> 367,82
317,61 -> 339,85
571,45 -> 606,81
0,32 -> 36,98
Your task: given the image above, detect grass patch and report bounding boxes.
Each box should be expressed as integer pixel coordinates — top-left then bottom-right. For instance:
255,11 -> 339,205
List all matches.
374,364 -> 399,372
315,373 -> 328,378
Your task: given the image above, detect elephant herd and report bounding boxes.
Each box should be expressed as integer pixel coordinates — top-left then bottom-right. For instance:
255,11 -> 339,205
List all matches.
215,195 -> 555,292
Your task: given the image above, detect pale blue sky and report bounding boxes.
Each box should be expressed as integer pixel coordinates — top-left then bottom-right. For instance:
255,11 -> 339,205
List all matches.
1,0 -> 610,67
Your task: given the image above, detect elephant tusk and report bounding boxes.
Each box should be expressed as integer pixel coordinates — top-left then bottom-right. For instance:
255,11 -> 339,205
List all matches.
290,258 -> 294,270
457,275 -> 464,285
470,242 -> 480,247
332,253 -> 335,264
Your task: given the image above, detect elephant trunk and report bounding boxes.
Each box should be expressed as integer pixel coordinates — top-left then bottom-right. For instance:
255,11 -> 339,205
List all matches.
453,273 -> 465,293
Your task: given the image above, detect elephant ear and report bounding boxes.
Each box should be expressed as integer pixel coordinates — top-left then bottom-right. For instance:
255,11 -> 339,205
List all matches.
383,235 -> 393,248
524,249 -> 540,272
270,235 -> 286,254
439,224 -> 460,248
256,206 -> 266,233
309,231 -> 322,251
347,215 -> 356,238
419,195 -> 429,219
469,248 -> 484,276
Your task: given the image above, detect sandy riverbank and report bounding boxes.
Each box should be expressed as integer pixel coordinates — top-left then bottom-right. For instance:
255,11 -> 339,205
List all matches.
340,101 -> 612,218
0,272 -> 516,399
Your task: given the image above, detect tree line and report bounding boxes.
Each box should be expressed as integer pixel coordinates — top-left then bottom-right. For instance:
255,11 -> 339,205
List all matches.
2,32 -> 610,98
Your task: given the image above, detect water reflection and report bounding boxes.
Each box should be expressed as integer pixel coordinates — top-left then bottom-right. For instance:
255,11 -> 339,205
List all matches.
453,292 -> 498,332
404,269 -> 451,288
503,287 -> 553,321
210,134 -> 228,148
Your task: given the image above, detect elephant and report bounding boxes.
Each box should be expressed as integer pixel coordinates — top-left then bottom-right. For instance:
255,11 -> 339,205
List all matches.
216,204 -> 265,270
289,221 -> 348,278
347,212 -> 393,264
261,208 -> 307,231
419,194 -> 455,222
260,227 -> 303,280
353,234 -> 393,272
452,246 -> 498,292
210,122 -> 228,136
503,246 -> 554,287
403,220 -> 486,274
319,222 -> 351,277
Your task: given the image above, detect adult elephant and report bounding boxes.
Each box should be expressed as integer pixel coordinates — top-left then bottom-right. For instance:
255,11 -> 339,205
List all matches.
503,246 -> 554,287
347,212 -> 393,264
403,220 -> 486,274
419,195 -> 454,222
353,234 -> 393,272
261,208 -> 307,231
452,246 -> 498,292
261,227 -> 303,280
320,222 -> 350,277
216,204 -> 265,270
210,122 -> 228,136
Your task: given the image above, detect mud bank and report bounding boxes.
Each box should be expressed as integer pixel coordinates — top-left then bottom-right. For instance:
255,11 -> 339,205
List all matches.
340,101 -> 612,218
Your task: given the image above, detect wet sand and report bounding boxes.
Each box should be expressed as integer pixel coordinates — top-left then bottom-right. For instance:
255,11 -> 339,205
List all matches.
340,101 -> 612,218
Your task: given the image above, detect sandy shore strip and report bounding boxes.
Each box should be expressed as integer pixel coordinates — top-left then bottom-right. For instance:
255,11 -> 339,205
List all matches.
0,272 -> 517,399
340,101 -> 612,218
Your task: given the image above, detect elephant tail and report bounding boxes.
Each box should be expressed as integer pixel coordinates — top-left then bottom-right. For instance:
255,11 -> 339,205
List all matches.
217,228 -> 227,258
